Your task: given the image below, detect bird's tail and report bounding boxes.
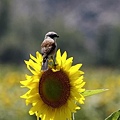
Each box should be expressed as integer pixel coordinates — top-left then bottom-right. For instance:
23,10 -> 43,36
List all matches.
42,58 -> 48,70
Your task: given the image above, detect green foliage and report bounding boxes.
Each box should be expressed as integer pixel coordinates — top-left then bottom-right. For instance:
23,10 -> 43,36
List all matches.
0,0 -> 10,37
105,110 -> 120,120
82,89 -> 108,97
96,25 -> 120,67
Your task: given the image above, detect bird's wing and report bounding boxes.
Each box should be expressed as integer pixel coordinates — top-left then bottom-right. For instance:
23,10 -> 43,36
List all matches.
41,39 -> 56,58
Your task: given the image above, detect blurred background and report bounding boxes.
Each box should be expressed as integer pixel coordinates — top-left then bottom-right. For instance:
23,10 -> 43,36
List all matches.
0,0 -> 120,120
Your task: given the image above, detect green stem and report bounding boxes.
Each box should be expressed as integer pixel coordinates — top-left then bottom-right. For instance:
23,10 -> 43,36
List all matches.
72,113 -> 75,120
37,116 -> 39,120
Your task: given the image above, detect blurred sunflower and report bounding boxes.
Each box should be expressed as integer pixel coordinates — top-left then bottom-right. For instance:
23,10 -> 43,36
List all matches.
20,49 -> 85,120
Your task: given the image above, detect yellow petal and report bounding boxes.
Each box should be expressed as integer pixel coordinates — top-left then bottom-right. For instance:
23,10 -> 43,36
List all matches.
30,54 -> 38,63
56,49 -> 61,66
36,51 -> 42,60
63,57 -> 73,71
69,64 -> 82,75
61,51 -> 67,67
29,59 -> 41,72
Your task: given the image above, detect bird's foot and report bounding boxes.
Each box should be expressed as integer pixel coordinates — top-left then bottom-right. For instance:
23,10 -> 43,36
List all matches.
48,58 -> 58,69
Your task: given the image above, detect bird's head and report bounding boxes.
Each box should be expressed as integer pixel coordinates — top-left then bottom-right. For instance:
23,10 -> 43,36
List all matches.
45,31 -> 59,40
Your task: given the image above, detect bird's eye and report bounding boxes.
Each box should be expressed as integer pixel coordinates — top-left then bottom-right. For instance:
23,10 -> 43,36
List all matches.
49,34 -> 57,38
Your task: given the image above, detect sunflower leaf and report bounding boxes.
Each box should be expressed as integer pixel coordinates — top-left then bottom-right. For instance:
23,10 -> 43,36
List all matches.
81,89 -> 108,97
105,109 -> 120,120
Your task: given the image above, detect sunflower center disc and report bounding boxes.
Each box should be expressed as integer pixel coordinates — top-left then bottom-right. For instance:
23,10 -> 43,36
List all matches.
39,69 -> 70,108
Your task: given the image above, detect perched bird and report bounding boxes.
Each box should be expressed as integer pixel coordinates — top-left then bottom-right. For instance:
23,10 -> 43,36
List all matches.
41,31 -> 59,70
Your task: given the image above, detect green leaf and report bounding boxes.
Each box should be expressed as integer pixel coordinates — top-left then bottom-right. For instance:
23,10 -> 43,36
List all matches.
81,89 -> 108,97
105,110 -> 120,120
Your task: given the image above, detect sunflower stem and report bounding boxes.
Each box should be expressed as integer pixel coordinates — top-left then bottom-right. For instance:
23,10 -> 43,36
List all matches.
37,116 -> 39,120
72,113 -> 75,120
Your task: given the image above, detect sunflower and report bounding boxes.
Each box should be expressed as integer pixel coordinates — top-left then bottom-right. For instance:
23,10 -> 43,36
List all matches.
20,49 -> 85,120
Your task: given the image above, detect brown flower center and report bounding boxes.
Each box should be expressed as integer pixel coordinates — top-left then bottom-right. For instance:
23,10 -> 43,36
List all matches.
39,69 -> 70,108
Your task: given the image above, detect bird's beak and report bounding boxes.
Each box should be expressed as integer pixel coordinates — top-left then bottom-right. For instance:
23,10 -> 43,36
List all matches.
57,35 -> 59,38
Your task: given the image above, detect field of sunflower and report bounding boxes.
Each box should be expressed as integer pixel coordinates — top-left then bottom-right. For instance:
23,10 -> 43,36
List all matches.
0,64 -> 120,120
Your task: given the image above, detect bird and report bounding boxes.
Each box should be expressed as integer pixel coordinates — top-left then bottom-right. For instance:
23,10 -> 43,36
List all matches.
41,31 -> 59,70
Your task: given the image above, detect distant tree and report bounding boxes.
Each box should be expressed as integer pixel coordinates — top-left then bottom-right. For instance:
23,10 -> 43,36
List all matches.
96,24 -> 120,67
0,0 -> 10,38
